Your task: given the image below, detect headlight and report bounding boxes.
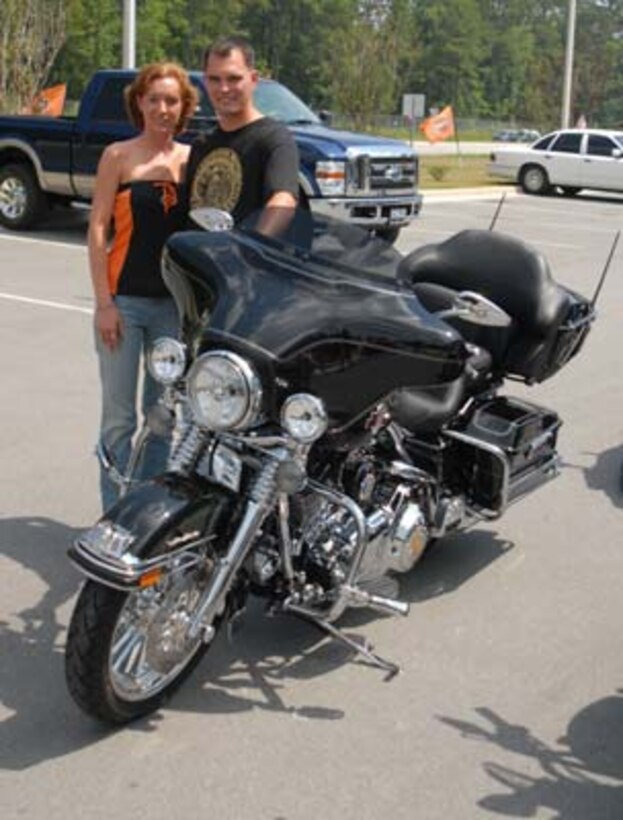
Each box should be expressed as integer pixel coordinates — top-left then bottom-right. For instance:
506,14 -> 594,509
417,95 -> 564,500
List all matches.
148,337 -> 187,385
315,160 -> 346,196
187,351 -> 262,431
281,394 -> 328,443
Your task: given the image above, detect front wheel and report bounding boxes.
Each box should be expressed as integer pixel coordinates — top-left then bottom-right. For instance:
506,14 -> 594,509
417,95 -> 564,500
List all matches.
0,163 -> 48,229
65,525 -> 223,724
520,164 -> 550,195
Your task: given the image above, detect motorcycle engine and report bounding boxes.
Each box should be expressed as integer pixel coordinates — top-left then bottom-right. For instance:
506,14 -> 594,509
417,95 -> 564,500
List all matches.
297,458 -> 431,588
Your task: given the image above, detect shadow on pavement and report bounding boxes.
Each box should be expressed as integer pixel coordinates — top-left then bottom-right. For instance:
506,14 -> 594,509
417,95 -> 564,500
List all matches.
0,516 -> 111,771
439,697 -> 623,819
173,528 -> 512,719
582,442 -> 623,509
0,516 -> 511,762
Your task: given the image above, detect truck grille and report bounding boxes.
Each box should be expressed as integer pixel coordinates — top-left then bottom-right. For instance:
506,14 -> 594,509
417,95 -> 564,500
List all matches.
347,154 -> 418,195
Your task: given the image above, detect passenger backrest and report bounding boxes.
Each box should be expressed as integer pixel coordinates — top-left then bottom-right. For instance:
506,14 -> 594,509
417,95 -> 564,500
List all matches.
397,230 -> 574,382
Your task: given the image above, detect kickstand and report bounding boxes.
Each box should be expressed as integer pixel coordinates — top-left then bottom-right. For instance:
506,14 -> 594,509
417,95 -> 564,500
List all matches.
285,602 -> 400,680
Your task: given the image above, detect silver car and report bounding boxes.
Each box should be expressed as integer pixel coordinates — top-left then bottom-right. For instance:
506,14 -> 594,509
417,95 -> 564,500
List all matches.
488,128 -> 623,195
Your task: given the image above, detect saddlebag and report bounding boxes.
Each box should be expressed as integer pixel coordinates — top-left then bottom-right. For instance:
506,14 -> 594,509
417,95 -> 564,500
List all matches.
444,396 -> 561,514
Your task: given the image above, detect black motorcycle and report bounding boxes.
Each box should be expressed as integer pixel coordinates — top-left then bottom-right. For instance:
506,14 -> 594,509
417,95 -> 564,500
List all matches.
65,206 -> 595,724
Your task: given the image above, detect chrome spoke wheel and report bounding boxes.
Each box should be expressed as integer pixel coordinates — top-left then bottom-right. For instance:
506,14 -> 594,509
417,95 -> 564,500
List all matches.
108,567 -> 211,702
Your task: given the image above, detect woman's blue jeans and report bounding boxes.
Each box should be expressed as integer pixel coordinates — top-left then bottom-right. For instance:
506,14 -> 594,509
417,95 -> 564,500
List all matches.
95,295 -> 179,511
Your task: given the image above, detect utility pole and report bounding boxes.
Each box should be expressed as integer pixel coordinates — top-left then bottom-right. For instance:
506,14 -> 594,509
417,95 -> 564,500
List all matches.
122,0 -> 136,69
561,0 -> 577,128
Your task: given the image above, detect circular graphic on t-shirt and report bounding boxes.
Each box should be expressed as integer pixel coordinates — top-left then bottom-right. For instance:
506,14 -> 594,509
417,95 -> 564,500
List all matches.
190,148 -> 243,213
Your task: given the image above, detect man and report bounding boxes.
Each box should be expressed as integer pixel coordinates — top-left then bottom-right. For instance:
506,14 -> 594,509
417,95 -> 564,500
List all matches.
187,36 -> 299,227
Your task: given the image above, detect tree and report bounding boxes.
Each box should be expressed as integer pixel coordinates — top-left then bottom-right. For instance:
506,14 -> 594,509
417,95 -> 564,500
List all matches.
327,0 -> 414,128
0,0 -> 67,113
51,0 -> 121,99
410,0 -> 487,119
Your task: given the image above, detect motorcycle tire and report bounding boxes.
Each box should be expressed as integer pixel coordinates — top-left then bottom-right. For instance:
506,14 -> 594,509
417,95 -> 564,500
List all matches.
65,517 -> 224,724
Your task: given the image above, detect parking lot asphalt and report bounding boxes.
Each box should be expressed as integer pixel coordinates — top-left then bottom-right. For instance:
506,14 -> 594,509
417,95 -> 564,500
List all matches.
1,189 -> 622,820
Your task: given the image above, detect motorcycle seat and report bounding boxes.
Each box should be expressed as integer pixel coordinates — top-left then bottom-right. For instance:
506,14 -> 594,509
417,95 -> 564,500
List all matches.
397,229 -> 581,383
387,343 -> 491,434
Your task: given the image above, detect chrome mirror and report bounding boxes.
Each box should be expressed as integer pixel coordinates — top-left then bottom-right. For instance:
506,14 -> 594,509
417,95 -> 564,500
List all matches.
436,290 -> 512,328
190,207 -> 234,232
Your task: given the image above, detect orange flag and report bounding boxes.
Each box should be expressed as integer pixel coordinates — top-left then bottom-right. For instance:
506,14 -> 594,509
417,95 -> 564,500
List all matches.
23,84 -> 67,117
419,105 -> 455,143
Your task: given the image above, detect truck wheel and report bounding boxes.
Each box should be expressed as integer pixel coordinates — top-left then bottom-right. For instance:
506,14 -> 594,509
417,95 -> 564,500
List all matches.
519,164 -> 550,195
374,227 -> 400,244
0,163 -> 48,230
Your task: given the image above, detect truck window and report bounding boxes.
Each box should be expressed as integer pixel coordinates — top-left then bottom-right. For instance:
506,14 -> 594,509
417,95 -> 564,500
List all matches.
190,78 -> 215,119
90,78 -> 131,122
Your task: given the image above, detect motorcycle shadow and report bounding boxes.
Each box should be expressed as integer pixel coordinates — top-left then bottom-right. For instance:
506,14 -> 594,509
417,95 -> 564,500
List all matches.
438,693 -> 623,818
581,442 -> 623,509
173,528 -> 512,721
0,516 -> 512,754
0,516 -> 112,771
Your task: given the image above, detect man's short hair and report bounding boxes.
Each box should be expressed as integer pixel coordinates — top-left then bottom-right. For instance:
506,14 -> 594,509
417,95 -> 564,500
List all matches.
203,36 -> 256,71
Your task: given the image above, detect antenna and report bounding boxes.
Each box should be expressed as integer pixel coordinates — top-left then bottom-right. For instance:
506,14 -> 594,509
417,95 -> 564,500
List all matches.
591,230 -> 620,307
488,193 -> 506,231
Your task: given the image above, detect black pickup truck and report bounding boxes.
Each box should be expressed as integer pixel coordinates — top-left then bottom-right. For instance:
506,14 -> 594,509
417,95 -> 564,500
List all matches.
0,70 -> 421,241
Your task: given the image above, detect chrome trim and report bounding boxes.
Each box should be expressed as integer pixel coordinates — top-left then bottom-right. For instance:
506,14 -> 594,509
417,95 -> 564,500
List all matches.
443,428 -> 511,518
306,480 -> 368,621
39,169 -> 74,197
71,174 -> 95,198
69,535 -> 208,591
345,144 -> 417,160
281,393 -> 328,443
188,459 -> 281,638
310,193 -> 423,227
298,171 -> 315,197
187,349 -> 263,431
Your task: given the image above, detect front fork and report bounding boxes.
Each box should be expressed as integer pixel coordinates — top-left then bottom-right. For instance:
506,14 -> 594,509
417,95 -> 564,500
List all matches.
187,459 -> 281,640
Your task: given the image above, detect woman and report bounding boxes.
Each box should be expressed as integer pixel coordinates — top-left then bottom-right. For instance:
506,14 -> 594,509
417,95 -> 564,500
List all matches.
88,62 -> 198,511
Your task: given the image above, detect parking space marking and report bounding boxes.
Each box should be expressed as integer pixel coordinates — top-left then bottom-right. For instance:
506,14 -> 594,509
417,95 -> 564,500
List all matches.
0,232 -> 85,250
0,291 -> 92,314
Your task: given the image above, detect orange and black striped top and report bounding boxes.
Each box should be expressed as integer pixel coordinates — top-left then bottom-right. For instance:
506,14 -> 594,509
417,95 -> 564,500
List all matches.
107,180 -> 187,298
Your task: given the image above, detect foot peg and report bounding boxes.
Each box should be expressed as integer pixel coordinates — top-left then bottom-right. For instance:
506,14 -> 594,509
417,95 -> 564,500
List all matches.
344,584 -> 410,617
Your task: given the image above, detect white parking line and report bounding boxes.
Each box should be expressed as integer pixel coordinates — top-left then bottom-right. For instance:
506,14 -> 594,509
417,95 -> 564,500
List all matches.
0,291 -> 92,314
0,232 -> 85,251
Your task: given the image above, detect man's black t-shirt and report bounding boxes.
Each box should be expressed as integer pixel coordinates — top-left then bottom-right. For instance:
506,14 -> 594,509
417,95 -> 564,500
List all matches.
186,117 -> 299,224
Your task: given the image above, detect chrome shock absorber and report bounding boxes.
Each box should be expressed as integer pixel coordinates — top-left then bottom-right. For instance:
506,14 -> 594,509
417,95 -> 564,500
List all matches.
249,456 -> 280,506
188,456 -> 281,641
167,420 -> 206,476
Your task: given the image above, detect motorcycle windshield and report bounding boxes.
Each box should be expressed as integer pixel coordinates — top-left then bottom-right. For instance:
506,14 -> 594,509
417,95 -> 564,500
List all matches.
164,206 -> 464,368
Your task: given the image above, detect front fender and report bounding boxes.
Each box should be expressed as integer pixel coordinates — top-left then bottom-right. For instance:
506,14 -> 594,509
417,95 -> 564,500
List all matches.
69,475 -> 236,590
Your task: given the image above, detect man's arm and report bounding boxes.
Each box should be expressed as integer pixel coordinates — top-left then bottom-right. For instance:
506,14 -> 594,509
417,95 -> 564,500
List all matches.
256,127 -> 299,236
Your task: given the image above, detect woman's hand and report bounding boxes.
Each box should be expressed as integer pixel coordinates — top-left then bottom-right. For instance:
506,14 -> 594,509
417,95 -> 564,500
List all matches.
95,303 -> 123,351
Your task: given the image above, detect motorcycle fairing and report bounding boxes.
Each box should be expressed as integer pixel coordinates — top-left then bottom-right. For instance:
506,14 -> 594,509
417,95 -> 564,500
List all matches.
68,476 -> 234,591
164,229 -> 465,366
164,226 -> 468,428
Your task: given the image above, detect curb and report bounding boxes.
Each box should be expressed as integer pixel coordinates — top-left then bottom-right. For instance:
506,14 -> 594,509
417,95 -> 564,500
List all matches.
421,185 -> 518,199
